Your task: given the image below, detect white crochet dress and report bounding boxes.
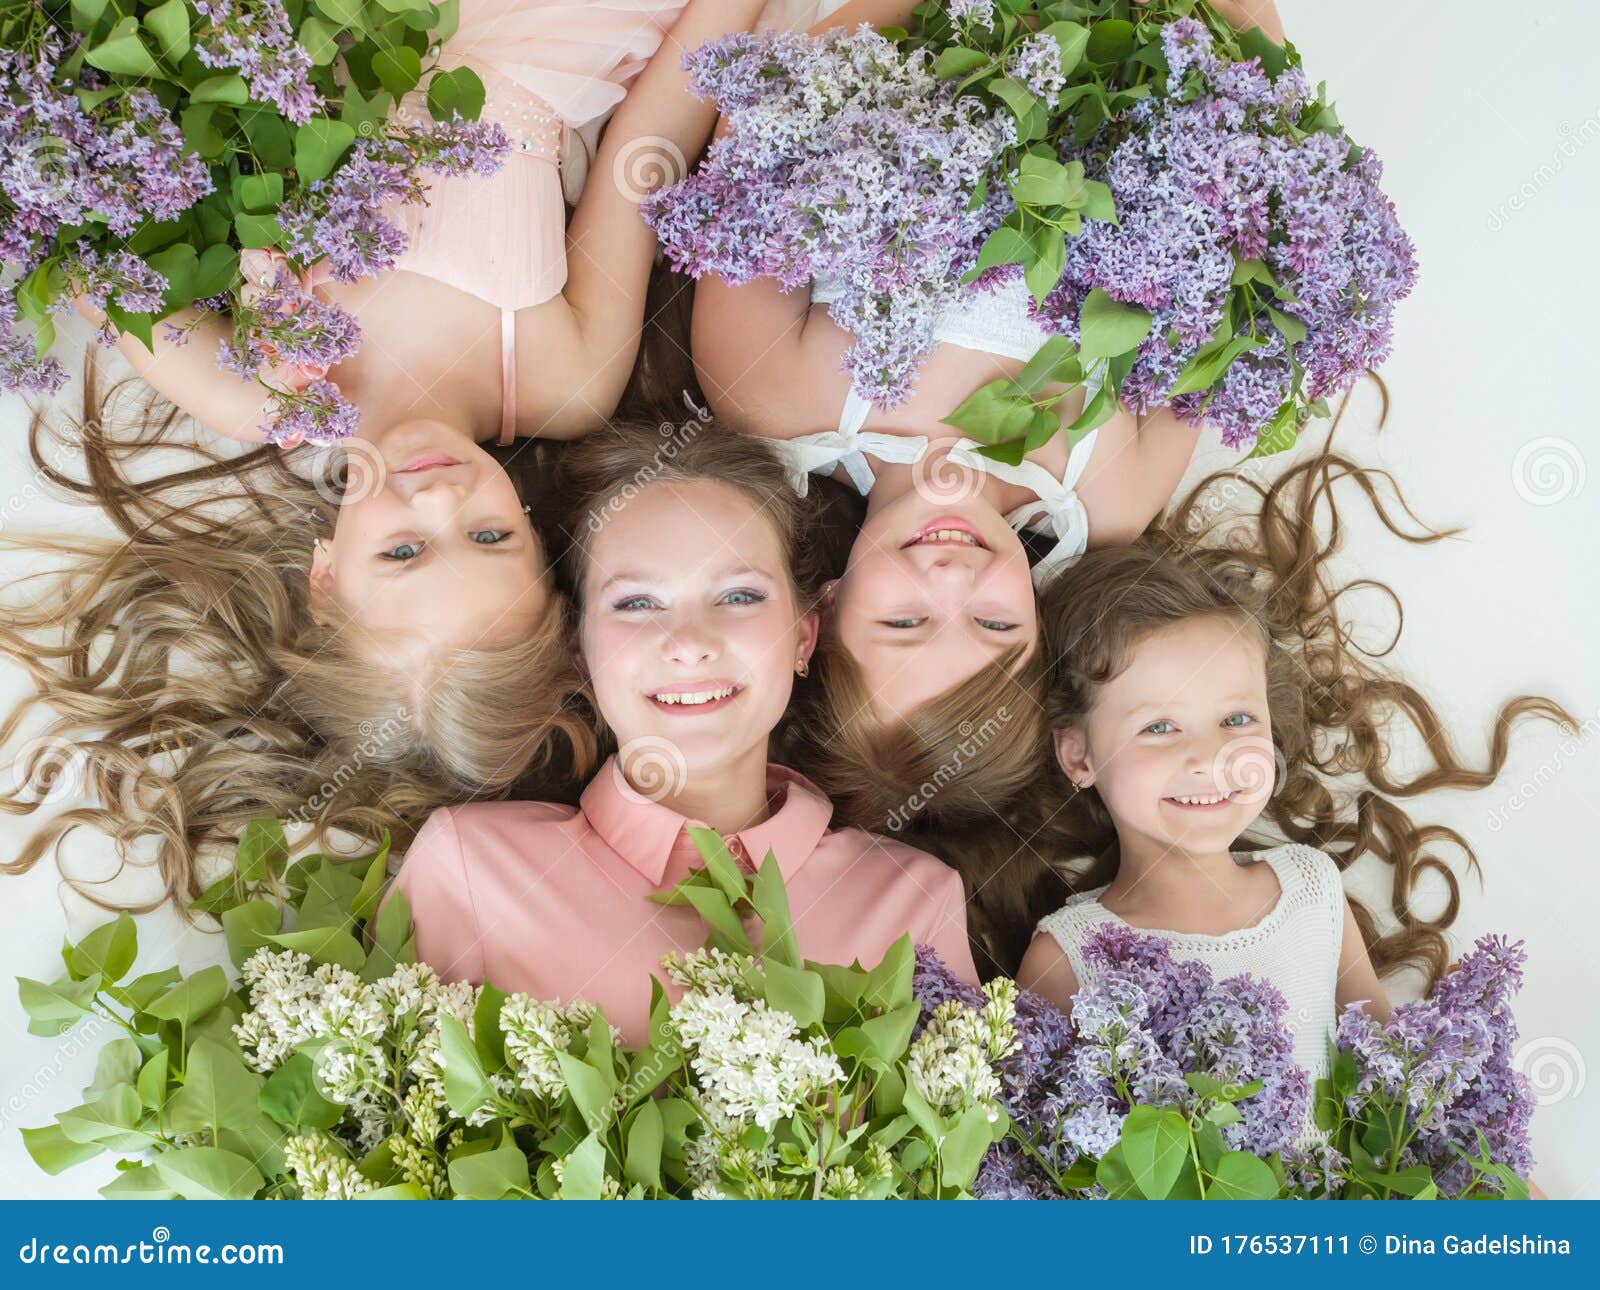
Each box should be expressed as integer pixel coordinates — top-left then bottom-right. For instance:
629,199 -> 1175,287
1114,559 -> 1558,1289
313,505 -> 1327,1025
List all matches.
1035,844 -> 1347,1131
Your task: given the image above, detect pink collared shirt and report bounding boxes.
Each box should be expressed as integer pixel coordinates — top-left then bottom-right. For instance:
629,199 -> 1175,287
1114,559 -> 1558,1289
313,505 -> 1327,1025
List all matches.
378,757 -> 979,1046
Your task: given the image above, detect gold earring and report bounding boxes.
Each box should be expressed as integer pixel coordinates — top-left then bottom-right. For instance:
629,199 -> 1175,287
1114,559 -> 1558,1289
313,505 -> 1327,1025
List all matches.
794,657 -> 809,678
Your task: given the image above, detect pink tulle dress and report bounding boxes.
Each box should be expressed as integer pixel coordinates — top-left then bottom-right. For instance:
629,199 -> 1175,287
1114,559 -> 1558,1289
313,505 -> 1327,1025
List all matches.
255,0 -> 688,444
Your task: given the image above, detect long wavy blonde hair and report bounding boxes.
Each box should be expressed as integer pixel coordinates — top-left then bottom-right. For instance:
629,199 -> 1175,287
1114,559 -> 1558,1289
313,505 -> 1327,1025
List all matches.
0,360 -> 596,920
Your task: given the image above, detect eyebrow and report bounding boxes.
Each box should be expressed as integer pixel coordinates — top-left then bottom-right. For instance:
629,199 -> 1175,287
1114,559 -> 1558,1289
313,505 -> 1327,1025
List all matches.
596,565 -> 774,594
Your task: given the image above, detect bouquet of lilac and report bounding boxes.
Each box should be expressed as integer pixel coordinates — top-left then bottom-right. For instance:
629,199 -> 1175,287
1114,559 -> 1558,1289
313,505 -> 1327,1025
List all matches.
645,0 -> 1416,461
1286,934 -> 1536,1199
914,927 -> 1537,1200
1,1 -> 506,445
916,925 -> 1309,1199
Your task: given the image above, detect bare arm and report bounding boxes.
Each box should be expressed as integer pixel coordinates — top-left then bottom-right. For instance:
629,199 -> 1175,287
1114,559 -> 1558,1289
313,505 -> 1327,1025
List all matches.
72,299 -> 272,444
1017,932 -> 1079,1013
556,0 -> 769,425
1334,894 -> 1392,1022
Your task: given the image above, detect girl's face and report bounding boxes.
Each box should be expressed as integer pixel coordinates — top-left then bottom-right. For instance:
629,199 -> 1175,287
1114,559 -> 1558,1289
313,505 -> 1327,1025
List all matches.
1055,615 -> 1274,855
829,490 -> 1037,719
578,479 -> 818,781
311,419 -> 549,668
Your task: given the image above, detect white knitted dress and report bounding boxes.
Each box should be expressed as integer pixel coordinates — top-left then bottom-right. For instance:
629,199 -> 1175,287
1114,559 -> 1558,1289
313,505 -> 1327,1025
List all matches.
1034,844 -> 1347,1100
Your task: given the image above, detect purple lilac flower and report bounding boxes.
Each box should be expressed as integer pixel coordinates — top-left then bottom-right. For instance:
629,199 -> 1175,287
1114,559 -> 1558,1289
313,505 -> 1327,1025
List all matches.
57,244 -> 169,316
642,26 -> 1016,407
1027,17 -> 1417,447
1006,34 -> 1067,101
1,300 -> 67,395
222,265 -> 361,378
913,930 -> 1308,1200
194,0 -> 323,125
262,379 -> 359,446
1333,935 -> 1534,1197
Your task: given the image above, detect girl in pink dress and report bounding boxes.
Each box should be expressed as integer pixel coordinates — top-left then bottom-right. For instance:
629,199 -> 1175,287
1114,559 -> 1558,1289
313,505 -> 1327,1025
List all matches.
8,2 -> 771,914
378,420 -> 980,1044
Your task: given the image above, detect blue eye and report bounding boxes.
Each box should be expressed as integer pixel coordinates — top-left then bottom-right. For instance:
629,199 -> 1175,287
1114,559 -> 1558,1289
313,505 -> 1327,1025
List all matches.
380,542 -> 421,562
472,530 -> 511,545
976,618 -> 1016,631
882,617 -> 926,629
1222,712 -> 1255,727
1143,719 -> 1176,735
614,595 -> 657,612
721,589 -> 767,606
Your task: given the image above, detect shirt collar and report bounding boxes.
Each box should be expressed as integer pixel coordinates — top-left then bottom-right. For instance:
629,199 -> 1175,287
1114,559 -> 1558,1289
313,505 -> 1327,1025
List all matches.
580,755 -> 835,890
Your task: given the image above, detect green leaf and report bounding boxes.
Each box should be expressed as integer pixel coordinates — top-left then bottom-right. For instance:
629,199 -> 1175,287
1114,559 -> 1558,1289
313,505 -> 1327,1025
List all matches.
858,1001 -> 919,1065
298,17 -> 342,66
100,1164 -> 180,1200
259,1052 -> 345,1132
142,0 -> 191,63
1205,1101 -> 1244,1126
962,224 -> 1031,281
85,18 -> 159,78
1238,27 -> 1289,78
166,1037 -> 281,1169
684,826 -> 749,906
1245,399 -> 1299,459
1266,305 -> 1306,344
1084,18 -> 1135,67
939,1103 -> 996,1189
1121,1105 -> 1190,1199
179,103 -> 227,161
153,1145 -> 264,1200
355,1182 -> 430,1199
934,46 -> 989,79
556,1132 -> 605,1199
439,1014 -> 494,1117
448,1141 -> 530,1198
367,886 -> 414,978
763,959 -> 825,1030
17,974 -> 100,1035
1207,1149 -> 1281,1199
104,304 -> 154,353
426,66 -> 486,123
294,117 -> 357,184
312,0 -> 364,23
237,172 -> 284,214
349,834 -> 393,924
192,244 -> 240,298
623,1099 -> 664,1192
1079,178 -> 1117,224
372,46 -> 422,100
986,77 -> 1047,142
1040,20 -> 1089,76
234,817 -> 288,885
556,1050 -> 616,1133
1169,334 -> 1263,397
1009,155 -> 1084,207
68,913 -> 138,984
119,966 -> 181,1014
1024,225 -> 1066,304
56,1085 -> 144,1148
861,935 -> 914,1011
221,899 -> 282,968
680,884 -> 753,952
373,0 -> 433,10
1014,334 -> 1080,395
190,74 -> 250,106
20,1123 -> 105,1176
87,1038 -> 143,1100
136,1050 -> 168,1112
266,926 -> 365,972
1077,289 -> 1152,360
1065,375 -> 1116,443
750,851 -> 799,966
939,378 -> 1035,443
144,965 -> 229,1024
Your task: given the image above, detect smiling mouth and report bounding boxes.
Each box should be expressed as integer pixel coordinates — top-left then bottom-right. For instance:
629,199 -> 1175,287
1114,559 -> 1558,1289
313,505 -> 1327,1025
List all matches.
1164,791 -> 1239,810
646,683 -> 743,712
902,516 -> 989,551
397,453 -> 461,473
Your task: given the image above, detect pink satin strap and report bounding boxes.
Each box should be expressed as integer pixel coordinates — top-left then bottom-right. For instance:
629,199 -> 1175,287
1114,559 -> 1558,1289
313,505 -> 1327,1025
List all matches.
499,309 -> 516,445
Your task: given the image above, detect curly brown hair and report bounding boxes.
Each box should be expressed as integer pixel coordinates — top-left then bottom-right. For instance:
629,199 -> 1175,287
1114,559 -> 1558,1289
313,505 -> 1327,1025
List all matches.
910,405 -> 1575,983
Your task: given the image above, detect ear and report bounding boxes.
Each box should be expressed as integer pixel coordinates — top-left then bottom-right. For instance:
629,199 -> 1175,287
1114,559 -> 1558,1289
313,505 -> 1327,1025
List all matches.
795,605 -> 821,667
308,540 -> 334,626
1053,726 -> 1094,789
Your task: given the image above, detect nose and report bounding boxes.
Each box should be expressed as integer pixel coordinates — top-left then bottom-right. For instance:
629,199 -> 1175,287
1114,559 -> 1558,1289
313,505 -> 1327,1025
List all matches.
400,475 -> 468,517
660,610 -> 721,666
905,545 -> 983,602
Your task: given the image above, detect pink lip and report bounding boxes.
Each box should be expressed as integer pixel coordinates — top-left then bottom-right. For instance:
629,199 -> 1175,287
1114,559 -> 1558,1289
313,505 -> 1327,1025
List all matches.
397,453 -> 461,473
902,515 -> 989,551
1162,792 -> 1239,812
645,681 -> 744,715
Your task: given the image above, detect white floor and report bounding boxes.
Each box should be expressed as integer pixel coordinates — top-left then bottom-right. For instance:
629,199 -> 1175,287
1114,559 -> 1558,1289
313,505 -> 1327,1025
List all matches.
1,0 -> 1595,1199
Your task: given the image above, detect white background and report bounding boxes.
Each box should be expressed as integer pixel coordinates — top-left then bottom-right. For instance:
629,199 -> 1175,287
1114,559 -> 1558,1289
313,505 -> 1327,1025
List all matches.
1,0 -> 1596,1198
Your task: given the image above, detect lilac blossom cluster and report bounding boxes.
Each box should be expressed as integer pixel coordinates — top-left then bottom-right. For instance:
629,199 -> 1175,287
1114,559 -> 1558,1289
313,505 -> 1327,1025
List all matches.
1,39 -> 210,393
1285,934 -> 1534,1198
640,26 -> 1017,407
912,926 -> 1309,1200
279,120 -> 510,284
1028,18 -> 1418,447
194,0 -> 323,126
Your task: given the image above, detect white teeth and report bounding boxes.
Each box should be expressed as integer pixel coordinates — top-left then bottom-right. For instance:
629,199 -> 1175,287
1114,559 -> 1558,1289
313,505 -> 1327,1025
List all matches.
1172,792 -> 1231,806
912,529 -> 979,546
651,686 -> 736,706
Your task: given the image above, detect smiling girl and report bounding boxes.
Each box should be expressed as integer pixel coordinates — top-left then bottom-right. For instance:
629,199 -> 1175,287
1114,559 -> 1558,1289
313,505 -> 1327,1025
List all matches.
377,420 -> 979,1043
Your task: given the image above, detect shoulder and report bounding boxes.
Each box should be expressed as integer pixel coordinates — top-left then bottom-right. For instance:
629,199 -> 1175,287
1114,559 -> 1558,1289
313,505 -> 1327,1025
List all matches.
1260,842 -> 1344,890
826,825 -> 967,897
401,800 -> 581,871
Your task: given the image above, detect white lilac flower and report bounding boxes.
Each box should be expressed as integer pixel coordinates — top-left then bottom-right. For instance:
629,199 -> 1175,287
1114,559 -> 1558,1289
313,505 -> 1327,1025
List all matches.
282,1133 -> 371,1200
660,946 -> 763,997
671,989 -> 844,1131
498,995 -> 618,1100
